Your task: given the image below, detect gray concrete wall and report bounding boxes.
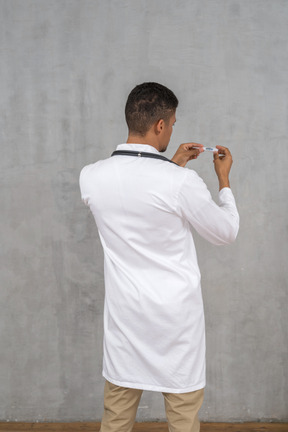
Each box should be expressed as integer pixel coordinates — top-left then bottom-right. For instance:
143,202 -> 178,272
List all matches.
1,0 -> 287,423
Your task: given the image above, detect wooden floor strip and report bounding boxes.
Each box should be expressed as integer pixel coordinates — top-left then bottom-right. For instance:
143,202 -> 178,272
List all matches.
0,423 -> 287,431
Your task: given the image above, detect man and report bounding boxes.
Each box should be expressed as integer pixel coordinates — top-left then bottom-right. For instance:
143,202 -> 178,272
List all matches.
79,82 -> 239,432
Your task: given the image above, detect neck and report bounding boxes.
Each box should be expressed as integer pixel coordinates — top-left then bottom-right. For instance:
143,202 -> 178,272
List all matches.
126,133 -> 160,151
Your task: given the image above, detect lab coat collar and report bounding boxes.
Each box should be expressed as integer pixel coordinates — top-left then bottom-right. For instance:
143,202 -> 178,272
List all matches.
116,143 -> 160,154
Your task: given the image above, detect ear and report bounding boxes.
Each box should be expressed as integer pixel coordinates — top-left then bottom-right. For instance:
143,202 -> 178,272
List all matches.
154,119 -> 165,135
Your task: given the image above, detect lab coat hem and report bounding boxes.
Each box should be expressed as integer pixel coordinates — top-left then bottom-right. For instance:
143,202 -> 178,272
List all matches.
102,371 -> 206,394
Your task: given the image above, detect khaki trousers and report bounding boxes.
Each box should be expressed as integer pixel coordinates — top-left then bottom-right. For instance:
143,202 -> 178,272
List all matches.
100,380 -> 204,432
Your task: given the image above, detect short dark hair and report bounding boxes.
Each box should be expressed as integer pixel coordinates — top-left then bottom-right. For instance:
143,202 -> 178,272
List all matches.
125,82 -> 178,136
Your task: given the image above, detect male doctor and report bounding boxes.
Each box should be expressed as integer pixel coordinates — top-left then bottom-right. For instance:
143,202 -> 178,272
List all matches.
79,82 -> 239,432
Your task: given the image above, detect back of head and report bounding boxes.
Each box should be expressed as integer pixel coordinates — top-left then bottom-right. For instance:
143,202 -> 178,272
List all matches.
125,82 -> 178,136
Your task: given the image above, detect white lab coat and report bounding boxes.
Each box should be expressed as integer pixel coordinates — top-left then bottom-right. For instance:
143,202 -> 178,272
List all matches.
79,143 -> 239,393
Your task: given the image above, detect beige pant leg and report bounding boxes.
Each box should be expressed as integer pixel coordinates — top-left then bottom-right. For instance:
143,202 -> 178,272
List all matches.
100,380 -> 143,432
162,388 -> 204,432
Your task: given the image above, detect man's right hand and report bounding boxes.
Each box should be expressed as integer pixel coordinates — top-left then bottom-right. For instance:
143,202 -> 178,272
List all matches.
213,145 -> 233,190
171,143 -> 204,167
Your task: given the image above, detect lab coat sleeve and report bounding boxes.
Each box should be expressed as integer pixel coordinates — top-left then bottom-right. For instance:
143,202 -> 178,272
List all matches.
177,169 -> 239,245
79,165 -> 91,206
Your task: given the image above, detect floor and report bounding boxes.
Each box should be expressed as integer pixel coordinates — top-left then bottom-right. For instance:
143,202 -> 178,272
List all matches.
0,423 -> 287,432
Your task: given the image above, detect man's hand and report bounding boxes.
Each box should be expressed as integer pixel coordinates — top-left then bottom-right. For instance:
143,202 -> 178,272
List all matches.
171,143 -> 204,167
213,145 -> 233,190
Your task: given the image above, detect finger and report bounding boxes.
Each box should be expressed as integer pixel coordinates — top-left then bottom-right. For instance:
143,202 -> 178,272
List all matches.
191,144 -> 204,153
185,147 -> 200,156
216,145 -> 230,156
191,149 -> 200,157
186,149 -> 200,161
183,143 -> 204,152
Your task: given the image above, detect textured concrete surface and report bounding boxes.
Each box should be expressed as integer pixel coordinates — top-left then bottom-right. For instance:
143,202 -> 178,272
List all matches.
0,0 -> 287,423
